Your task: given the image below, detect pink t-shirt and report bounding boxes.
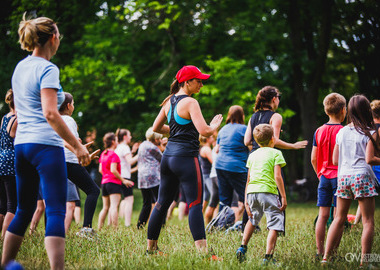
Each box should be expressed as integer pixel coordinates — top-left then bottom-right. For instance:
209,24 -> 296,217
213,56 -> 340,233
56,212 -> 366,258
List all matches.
99,150 -> 122,185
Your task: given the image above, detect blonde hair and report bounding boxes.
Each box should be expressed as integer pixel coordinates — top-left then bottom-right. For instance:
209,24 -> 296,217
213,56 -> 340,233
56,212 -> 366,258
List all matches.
323,93 -> 346,116
5,89 -> 14,110
253,124 -> 273,147
18,13 -> 57,51
145,127 -> 162,142
371,100 -> 380,119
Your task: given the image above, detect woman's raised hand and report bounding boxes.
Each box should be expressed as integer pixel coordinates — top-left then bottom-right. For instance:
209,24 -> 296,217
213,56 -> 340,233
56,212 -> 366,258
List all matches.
210,114 -> 223,130
293,140 -> 308,149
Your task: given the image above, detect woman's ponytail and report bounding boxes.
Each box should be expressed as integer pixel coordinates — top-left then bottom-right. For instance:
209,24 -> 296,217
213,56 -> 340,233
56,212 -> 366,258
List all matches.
160,79 -> 184,106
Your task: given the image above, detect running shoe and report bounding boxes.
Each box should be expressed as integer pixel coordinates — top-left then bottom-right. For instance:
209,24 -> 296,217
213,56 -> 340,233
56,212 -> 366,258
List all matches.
236,246 -> 247,263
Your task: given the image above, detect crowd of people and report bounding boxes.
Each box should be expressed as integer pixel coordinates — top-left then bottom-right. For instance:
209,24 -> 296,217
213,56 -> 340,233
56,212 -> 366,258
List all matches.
0,14 -> 379,270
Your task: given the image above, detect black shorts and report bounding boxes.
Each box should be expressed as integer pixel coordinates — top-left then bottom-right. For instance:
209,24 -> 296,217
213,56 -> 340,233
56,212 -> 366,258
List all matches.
121,178 -> 133,198
102,182 -> 122,196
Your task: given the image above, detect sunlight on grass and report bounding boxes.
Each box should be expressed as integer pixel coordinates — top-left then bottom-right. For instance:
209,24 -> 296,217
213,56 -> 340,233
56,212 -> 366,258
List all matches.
1,193 -> 379,269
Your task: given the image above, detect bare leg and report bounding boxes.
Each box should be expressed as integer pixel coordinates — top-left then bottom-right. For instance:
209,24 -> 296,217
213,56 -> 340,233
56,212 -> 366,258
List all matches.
123,196 -> 134,227
119,200 -> 125,218
202,200 -> 208,213
204,206 -> 216,224
315,206 -> 330,255
147,239 -> 158,251
354,205 -> 361,225
0,214 -> 4,234
98,196 -> 110,231
358,197 -> 375,265
178,202 -> 187,221
1,213 -> 15,238
232,201 -> 245,223
29,200 -> 45,235
323,198 -> 351,260
266,230 -> 278,255
45,236 -> 65,270
241,220 -> 255,245
74,206 -> 81,225
64,202 -> 76,234
166,201 -> 177,221
1,231 -> 23,266
109,194 -> 121,228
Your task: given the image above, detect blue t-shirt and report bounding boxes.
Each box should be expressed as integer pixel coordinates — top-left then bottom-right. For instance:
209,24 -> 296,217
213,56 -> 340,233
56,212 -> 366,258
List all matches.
215,123 -> 249,173
12,56 -> 65,147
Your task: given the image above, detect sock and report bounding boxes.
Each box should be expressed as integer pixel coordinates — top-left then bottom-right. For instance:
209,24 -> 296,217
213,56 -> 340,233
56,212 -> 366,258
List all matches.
265,254 -> 273,260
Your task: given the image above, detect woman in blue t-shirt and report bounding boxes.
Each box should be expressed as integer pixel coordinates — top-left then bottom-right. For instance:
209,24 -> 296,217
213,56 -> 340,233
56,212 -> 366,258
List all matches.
1,15 -> 90,269
215,105 -> 249,217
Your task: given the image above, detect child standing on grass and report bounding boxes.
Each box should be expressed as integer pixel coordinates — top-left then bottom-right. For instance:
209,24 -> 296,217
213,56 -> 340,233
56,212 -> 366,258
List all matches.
98,133 -> 134,230
236,124 -> 286,265
310,93 -> 346,259
322,95 -> 379,267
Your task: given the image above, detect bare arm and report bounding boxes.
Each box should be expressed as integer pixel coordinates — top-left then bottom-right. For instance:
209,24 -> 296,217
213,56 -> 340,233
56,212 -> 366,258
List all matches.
188,99 -> 223,137
332,144 -> 339,166
110,163 -> 133,187
311,146 -> 318,175
274,165 -> 287,211
125,153 -> 138,166
244,119 -> 252,146
99,163 -> 102,175
41,88 -> 90,166
152,104 -> 170,134
244,169 -> 253,217
271,113 -> 308,150
366,134 -> 380,165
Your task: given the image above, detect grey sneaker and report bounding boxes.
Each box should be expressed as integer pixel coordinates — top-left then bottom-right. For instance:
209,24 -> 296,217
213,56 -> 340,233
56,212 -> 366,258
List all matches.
76,227 -> 98,241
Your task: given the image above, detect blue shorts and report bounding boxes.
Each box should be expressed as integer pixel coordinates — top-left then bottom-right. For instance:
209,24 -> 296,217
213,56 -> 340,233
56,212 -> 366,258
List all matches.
317,175 -> 337,207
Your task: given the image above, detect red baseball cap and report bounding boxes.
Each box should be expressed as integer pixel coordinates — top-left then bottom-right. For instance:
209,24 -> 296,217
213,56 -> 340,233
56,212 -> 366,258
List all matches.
175,65 -> 210,83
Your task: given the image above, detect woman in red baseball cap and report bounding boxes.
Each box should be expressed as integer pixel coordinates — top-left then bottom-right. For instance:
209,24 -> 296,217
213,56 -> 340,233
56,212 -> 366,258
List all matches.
146,65 -> 223,257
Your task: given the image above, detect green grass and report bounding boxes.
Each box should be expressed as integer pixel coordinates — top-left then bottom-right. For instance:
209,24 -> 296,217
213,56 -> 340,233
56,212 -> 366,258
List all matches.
1,191 -> 379,269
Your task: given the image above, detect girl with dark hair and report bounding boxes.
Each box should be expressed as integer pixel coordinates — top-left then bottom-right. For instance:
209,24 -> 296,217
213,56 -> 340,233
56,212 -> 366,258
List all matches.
2,15 -> 90,269
98,133 -> 131,230
0,89 -> 18,238
214,105 -> 248,219
322,95 -> 379,266
244,86 -> 307,150
59,92 -> 100,236
147,65 -> 223,255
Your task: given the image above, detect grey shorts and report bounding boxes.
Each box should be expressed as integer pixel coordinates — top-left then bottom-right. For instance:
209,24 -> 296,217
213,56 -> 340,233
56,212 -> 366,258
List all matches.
67,180 -> 80,202
247,193 -> 284,232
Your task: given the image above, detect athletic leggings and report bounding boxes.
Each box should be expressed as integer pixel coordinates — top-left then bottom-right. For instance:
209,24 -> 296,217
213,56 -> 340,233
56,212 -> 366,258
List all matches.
0,175 -> 17,215
66,162 -> 100,228
9,144 -> 67,238
147,155 -> 205,241
137,186 -> 159,229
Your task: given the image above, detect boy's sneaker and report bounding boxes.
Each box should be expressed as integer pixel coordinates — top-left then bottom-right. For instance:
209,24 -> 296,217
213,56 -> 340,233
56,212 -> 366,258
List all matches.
236,247 -> 247,263
262,258 -> 280,267
76,227 -> 98,241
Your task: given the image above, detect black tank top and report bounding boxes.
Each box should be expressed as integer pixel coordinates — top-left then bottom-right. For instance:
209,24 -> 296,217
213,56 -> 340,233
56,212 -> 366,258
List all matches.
163,95 -> 200,157
250,110 -> 275,151
199,155 -> 212,175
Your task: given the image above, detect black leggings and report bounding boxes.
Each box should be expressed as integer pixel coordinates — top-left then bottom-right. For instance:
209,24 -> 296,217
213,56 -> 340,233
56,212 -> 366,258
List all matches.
137,186 -> 159,229
66,162 -> 100,228
0,175 -> 17,215
147,155 -> 205,241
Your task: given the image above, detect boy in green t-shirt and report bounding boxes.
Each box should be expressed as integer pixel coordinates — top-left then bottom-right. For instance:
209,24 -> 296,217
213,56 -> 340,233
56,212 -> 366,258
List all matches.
236,124 -> 287,264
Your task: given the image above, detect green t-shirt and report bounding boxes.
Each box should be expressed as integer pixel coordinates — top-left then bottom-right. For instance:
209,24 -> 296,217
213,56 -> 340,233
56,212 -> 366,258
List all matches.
246,147 -> 286,195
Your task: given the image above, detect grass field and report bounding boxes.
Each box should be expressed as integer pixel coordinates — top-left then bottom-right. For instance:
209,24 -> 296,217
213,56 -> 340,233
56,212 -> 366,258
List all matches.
1,190 -> 379,269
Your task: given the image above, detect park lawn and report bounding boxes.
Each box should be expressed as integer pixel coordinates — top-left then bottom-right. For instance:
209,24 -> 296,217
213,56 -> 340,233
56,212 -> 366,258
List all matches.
2,190 -> 379,269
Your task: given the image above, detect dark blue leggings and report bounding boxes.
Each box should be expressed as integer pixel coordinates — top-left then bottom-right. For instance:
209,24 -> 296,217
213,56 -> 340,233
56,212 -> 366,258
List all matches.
8,144 -> 67,238
147,155 -> 205,241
